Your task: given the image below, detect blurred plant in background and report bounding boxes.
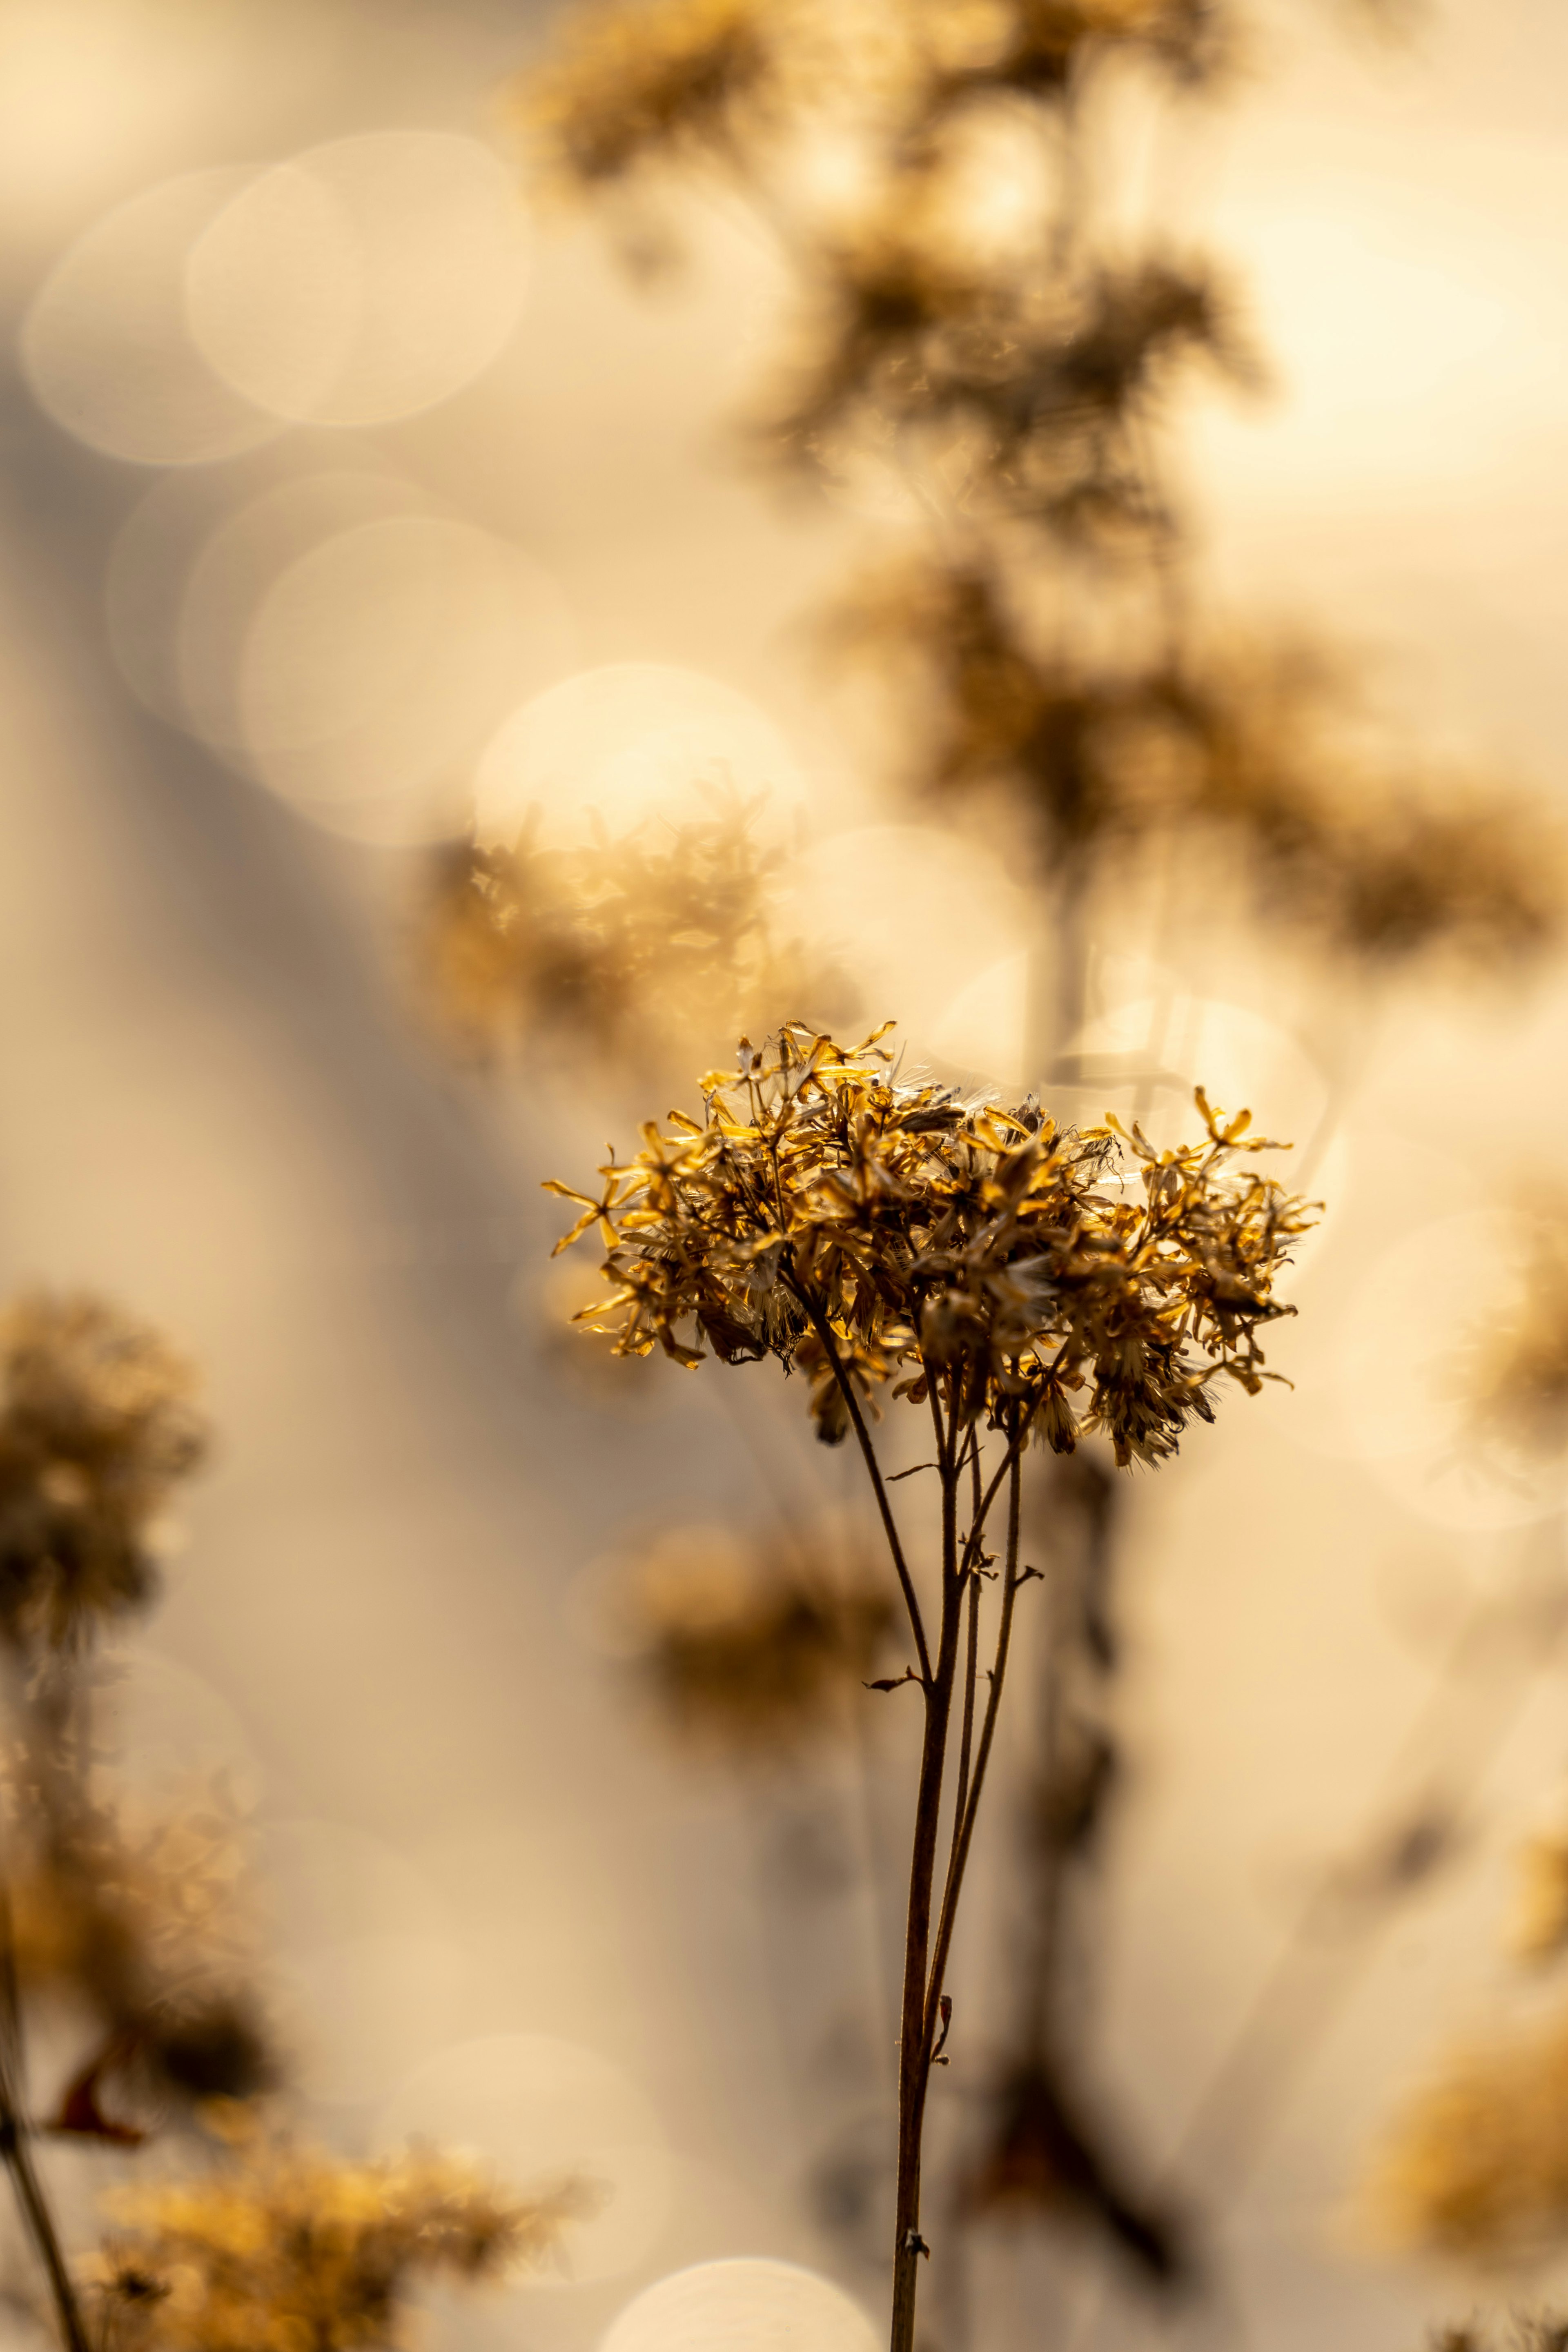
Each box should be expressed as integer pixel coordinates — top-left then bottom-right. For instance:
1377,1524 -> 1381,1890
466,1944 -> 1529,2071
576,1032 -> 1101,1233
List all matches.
610,1519 -> 895,1757
422,785 -> 847,1080
521,0 -> 1564,1064
1368,1213 -> 1568,2335
0,1293 -> 579,2351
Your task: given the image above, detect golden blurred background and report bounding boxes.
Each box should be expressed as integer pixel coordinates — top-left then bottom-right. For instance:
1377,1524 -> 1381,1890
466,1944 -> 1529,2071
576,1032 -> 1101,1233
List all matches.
3,2 -> 1568,2347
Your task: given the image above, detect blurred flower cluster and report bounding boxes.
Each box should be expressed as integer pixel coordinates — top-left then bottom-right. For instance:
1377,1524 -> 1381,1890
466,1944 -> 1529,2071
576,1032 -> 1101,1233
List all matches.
609,1519 -> 894,1755
0,1294 -> 205,1656
519,0 -> 1564,1054
0,1292 -> 579,2352
91,2143 -> 586,2352
423,789 -> 844,1078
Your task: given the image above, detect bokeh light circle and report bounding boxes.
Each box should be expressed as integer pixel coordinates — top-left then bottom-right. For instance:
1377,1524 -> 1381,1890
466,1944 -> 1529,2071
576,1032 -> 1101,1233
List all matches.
474,664 -> 804,849
176,469 -> 426,753
187,131 -> 531,427
601,2256 -> 880,2352
236,513 -> 577,844
21,167 -> 281,464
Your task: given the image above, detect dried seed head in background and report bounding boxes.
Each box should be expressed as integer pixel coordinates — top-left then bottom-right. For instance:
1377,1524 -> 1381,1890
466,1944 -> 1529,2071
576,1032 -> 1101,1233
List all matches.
547,1022 -> 1312,1466
1458,1215 -> 1568,1468
7,1788 -> 278,2136
846,559 -> 1566,974
612,1521 -> 895,1755
91,2143 -> 591,2352
1373,2004 -> 1568,2264
0,1294 -> 207,1655
523,0 -> 782,192
421,792 -> 846,1076
1510,1831 -> 1568,1968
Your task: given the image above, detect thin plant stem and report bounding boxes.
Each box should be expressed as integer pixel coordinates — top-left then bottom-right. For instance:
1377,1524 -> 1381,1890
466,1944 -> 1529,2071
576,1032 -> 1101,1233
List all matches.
953,1566 -> 981,1840
0,2069 -> 89,2352
925,1428 -> 1028,2051
797,1291 -> 933,1689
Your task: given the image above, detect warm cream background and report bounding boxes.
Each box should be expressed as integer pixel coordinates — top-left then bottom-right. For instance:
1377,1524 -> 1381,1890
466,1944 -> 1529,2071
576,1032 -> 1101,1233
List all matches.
1,3 -> 1566,2347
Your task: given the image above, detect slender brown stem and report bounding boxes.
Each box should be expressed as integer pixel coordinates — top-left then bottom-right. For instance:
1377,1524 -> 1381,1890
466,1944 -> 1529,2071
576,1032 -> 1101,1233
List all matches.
924,1432 -> 1027,2053
0,2082 -> 89,2352
953,1570 -> 981,1841
797,1292 -> 932,1688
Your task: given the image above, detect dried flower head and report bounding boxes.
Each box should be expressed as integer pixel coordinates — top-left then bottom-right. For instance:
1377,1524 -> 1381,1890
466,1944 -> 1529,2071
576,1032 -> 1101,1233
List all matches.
851,559 -> 1566,971
92,2143 -> 588,2350
422,793 -> 842,1073
547,1022 -> 1308,1466
1374,2003 -> 1568,2262
1512,1831 -> 1568,1967
6,1786 -> 277,2134
1459,1217 -> 1568,1468
522,0 -> 782,189
920,0 -> 1231,114
767,241 -> 1256,514
614,1520 -> 895,1753
0,1295 -> 207,1655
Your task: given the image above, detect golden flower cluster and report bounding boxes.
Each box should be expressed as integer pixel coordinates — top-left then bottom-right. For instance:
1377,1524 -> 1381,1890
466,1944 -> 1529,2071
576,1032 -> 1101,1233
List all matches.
612,1521 -> 894,1753
522,0 -> 783,189
92,2143 -> 585,2352
548,1022 -> 1308,1466
1461,1217 -> 1568,1466
423,794 -> 840,1074
1374,2003 -> 1568,2263
853,559 -> 1565,969
918,0 -> 1230,112
1511,1831 -> 1568,1967
523,0 -> 1229,203
0,1294 -> 207,1655
7,1787 -> 275,2134
767,239 -> 1256,526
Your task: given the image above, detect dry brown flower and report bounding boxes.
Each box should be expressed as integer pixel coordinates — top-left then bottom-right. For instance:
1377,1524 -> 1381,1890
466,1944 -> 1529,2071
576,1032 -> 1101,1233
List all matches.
548,1021 -> 1307,1468
91,2143 -> 587,2351
0,1296 -> 207,1655
1459,1218 -> 1568,1468
547,1020 -> 1307,2352
3,1784 -> 277,2134
422,791 -> 842,1074
1511,1832 -> 1568,1967
1374,2004 -> 1568,2263
614,1521 -> 895,1754
850,557 -> 1565,973
766,238 -> 1256,518
522,0 -> 782,190
918,0 -> 1231,114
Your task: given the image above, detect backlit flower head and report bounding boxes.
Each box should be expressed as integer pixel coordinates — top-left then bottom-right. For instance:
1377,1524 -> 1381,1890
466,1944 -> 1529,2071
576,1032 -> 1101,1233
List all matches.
547,1022 -> 1309,1466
